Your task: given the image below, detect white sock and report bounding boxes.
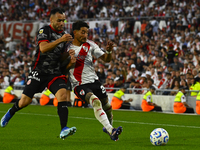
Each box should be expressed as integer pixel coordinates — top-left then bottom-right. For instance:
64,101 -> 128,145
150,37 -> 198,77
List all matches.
103,103 -> 113,125
89,95 -> 113,134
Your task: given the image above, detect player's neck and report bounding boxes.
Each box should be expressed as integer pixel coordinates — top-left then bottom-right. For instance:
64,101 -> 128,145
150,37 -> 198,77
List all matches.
72,39 -> 83,46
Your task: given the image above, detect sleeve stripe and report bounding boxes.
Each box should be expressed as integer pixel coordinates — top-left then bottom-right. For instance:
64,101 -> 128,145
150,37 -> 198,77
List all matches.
38,40 -> 49,44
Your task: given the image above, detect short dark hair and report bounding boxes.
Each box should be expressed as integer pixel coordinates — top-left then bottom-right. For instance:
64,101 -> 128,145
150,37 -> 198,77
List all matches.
72,21 -> 89,31
150,86 -> 156,90
50,8 -> 64,16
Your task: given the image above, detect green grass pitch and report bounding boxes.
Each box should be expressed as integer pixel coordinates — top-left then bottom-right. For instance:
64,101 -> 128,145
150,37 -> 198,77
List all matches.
0,103 -> 200,150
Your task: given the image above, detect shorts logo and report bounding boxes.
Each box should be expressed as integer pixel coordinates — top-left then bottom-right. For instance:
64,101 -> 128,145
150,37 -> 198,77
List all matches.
28,71 -> 40,81
39,29 -> 43,34
80,89 -> 85,96
32,71 -> 38,77
27,79 -> 31,85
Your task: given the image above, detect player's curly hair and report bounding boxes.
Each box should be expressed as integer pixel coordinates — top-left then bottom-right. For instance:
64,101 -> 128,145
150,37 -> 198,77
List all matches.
72,21 -> 89,31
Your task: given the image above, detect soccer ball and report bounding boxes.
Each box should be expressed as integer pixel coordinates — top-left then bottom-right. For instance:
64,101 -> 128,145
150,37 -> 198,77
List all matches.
150,128 -> 169,146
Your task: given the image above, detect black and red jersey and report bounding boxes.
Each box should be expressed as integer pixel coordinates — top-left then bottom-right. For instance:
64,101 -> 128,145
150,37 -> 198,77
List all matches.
31,25 -> 66,75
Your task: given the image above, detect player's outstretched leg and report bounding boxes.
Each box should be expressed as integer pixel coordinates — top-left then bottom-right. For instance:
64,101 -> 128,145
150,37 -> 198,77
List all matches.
1,109 -> 13,127
102,103 -> 113,125
60,126 -> 77,140
57,101 -> 76,140
1,96 -> 32,128
89,94 -> 113,132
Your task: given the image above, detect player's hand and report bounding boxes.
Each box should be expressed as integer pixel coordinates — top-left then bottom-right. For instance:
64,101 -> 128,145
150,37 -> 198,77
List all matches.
61,34 -> 73,42
68,49 -> 76,65
70,55 -> 76,64
128,98 -> 133,102
106,40 -> 115,53
68,49 -> 75,57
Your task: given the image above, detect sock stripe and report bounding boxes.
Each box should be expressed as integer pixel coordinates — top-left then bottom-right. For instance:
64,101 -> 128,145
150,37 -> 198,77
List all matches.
99,112 -> 105,117
91,98 -> 99,105
104,106 -> 112,112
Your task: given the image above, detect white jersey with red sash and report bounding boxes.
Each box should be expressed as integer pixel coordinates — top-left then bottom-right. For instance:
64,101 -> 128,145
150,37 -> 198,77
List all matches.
67,40 -> 104,89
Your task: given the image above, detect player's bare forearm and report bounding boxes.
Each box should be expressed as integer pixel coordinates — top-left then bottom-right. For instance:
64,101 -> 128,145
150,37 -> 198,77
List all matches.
39,39 -> 63,53
103,53 -> 112,62
39,34 -> 73,53
100,40 -> 114,62
65,62 -> 74,70
65,55 -> 76,70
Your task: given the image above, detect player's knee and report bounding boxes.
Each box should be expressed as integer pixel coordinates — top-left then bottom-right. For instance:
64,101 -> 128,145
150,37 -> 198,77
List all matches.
89,94 -> 101,107
57,93 -> 67,102
85,92 -> 93,101
93,98 -> 101,107
18,97 -> 32,108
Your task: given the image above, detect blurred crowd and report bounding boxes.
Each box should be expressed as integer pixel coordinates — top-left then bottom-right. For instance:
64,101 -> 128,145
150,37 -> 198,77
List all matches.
1,0 -> 200,96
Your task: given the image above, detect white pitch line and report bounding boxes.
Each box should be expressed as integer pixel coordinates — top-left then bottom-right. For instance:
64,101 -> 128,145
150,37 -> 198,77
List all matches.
0,111 -> 200,129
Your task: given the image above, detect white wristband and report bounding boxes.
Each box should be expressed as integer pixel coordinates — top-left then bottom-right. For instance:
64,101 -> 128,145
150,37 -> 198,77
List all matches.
106,50 -> 112,54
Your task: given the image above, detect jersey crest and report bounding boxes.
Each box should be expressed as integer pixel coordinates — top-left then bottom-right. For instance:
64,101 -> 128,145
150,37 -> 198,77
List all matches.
83,45 -> 89,53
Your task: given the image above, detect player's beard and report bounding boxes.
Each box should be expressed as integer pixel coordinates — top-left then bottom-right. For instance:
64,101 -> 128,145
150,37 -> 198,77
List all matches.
78,37 -> 87,44
57,26 -> 63,31
53,24 -> 63,31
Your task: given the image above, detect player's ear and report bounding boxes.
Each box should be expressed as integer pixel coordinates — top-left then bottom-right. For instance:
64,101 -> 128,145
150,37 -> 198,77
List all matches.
50,15 -> 54,23
73,30 -> 77,36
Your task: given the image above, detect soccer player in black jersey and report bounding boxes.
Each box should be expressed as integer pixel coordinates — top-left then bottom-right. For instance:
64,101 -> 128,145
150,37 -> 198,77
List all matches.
1,8 -> 77,140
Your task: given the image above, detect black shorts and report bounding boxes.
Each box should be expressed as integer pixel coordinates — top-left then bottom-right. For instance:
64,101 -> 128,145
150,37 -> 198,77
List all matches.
74,80 -> 107,102
23,71 -> 71,98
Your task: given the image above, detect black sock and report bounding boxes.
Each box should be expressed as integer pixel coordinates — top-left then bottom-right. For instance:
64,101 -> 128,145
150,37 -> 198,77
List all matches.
9,100 -> 22,116
57,102 -> 69,130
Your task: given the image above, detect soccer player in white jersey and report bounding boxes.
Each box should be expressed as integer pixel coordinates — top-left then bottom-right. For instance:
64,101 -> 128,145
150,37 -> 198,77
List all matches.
66,21 -> 122,141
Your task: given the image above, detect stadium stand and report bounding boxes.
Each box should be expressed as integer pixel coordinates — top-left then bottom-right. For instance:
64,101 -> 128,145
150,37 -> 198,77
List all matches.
0,0 -> 200,98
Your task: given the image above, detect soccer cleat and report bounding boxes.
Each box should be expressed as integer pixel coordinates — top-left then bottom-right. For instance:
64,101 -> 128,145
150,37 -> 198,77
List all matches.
1,108 -> 13,127
110,126 -> 123,141
103,127 -> 109,134
60,126 -> 77,140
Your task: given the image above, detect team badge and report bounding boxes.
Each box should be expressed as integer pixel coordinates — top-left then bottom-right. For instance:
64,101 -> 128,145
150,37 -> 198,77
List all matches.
83,46 -> 89,52
39,29 -> 43,34
80,89 -> 85,96
27,79 -> 31,85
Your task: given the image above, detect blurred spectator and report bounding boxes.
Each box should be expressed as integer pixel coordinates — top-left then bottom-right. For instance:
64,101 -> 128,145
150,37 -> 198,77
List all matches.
96,67 -> 106,84
94,22 -> 101,36
151,17 -> 159,34
113,77 -> 123,92
196,91 -> 200,115
154,71 -> 166,90
162,72 -> 173,95
107,78 -> 115,93
170,79 -> 180,96
141,86 -> 162,112
3,82 -> 18,103
126,64 -> 139,81
171,57 -> 184,71
144,20 -> 153,39
131,81 -> 142,94
136,57 -> 145,72
141,20 -> 147,35
107,22 -> 115,40
39,89 -> 55,106
174,87 -> 194,114
111,87 -> 133,110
